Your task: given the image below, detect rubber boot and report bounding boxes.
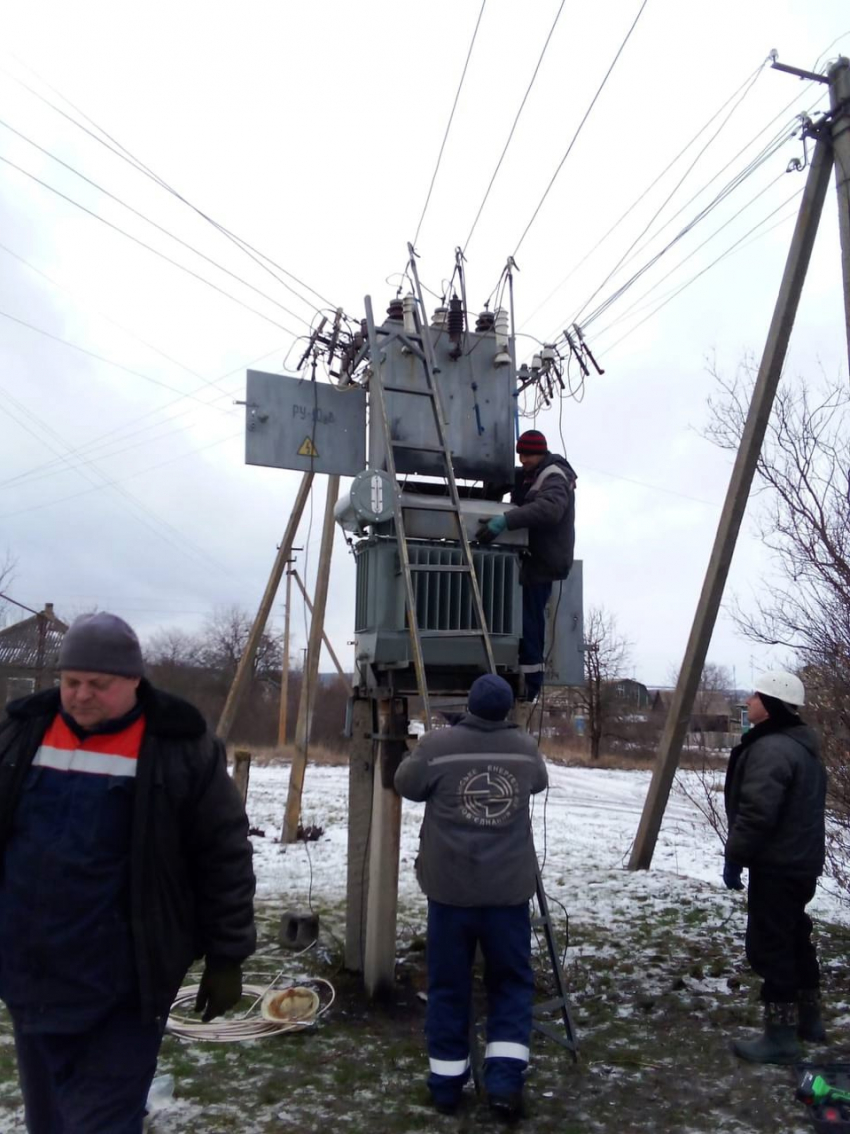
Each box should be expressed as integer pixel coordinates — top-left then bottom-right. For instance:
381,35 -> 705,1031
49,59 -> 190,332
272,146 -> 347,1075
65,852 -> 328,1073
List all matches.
797,988 -> 827,1043
731,1001 -> 802,1064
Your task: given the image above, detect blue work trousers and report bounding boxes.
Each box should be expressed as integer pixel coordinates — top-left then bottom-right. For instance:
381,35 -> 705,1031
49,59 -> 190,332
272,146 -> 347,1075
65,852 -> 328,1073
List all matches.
520,582 -> 552,700
12,1005 -> 166,1134
426,899 -> 534,1106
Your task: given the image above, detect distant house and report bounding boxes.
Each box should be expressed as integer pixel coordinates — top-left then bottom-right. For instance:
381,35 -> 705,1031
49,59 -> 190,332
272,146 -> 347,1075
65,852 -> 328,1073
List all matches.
611,678 -> 651,711
0,604 -> 67,704
651,688 -> 743,748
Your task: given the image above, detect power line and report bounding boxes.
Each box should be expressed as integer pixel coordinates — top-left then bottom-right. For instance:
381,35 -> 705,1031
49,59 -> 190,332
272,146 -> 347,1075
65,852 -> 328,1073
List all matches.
512,0 -> 650,257
0,307 -> 236,411
0,117 -> 314,329
0,343 -> 282,490
412,0 -> 487,249
569,84 -> 827,335
0,153 -> 302,337
520,59 -> 769,331
462,0 -> 567,254
598,187 -> 804,354
2,59 -> 337,314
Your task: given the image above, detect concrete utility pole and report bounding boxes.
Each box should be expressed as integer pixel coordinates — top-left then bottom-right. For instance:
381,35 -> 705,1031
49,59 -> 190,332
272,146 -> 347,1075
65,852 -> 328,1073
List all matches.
829,57 -> 850,371
629,130 -> 835,870
217,473 -> 314,742
282,475 -> 341,843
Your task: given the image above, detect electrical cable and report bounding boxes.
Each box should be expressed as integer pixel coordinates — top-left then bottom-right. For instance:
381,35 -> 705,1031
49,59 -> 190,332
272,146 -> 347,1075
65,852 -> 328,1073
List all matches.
567,86 -> 828,337
574,125 -> 796,334
512,0 -> 649,257
462,0 -> 567,254
0,117 -> 315,329
166,975 -> 335,1043
519,58 -> 770,330
597,187 -> 805,355
412,0 -> 487,249
0,154 -> 301,338
1,58 -> 336,314
589,167 -> 788,338
0,342 -> 283,491
0,307 -> 236,412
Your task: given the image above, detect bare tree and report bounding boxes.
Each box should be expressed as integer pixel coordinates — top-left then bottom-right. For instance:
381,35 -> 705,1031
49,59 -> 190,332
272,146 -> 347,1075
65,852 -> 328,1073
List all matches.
0,549 -> 18,629
577,606 -> 631,760
705,359 -> 850,888
198,605 -> 282,684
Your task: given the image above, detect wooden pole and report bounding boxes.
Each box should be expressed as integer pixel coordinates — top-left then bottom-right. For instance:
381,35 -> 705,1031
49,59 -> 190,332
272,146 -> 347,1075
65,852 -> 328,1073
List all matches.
277,566 -> 293,746
828,57 -> 850,373
217,473 -> 313,742
290,570 -> 352,693
629,136 -> 835,870
232,748 -> 252,804
281,475 -> 341,842
344,698 -> 375,972
363,696 -> 408,998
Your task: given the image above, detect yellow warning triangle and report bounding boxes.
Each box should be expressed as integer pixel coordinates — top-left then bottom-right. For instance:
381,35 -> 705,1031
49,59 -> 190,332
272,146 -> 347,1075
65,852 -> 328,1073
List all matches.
298,437 -> 319,458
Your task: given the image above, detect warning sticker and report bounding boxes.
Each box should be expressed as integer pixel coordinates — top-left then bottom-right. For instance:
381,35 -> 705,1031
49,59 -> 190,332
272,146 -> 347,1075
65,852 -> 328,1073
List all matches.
297,437 -> 319,458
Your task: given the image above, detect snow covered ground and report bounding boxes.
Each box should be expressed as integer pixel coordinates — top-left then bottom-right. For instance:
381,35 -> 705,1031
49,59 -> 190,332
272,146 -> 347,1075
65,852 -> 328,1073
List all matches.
247,761 -> 848,930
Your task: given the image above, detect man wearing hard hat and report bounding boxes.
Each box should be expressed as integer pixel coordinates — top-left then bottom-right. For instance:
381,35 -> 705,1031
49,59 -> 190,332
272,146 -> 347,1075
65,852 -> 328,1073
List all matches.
723,670 -> 826,1064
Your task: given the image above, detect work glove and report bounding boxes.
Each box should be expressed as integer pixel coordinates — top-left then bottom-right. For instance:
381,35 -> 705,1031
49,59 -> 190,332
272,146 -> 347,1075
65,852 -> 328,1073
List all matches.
722,861 -> 744,891
194,960 -> 243,1022
476,514 -> 508,545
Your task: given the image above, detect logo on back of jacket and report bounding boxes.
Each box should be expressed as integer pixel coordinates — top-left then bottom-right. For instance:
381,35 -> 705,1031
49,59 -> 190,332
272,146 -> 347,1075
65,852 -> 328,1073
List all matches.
459,765 -> 520,827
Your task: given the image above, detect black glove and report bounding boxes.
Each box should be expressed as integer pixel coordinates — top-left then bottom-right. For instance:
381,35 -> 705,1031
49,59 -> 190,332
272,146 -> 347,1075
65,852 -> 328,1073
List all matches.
722,861 -> 744,891
194,961 -> 243,1022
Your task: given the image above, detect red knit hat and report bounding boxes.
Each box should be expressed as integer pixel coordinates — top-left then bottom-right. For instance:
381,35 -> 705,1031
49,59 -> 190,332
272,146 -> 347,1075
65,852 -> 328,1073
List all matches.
516,429 -> 548,455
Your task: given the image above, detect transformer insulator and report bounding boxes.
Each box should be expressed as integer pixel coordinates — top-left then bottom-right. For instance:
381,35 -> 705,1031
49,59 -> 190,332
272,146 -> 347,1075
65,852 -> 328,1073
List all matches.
431,305 -> 449,329
386,298 -> 404,322
447,296 -> 464,341
475,310 -> 495,334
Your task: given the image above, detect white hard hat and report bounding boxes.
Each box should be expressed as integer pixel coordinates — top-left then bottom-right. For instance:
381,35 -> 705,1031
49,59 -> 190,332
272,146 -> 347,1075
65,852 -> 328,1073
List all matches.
754,670 -> 805,709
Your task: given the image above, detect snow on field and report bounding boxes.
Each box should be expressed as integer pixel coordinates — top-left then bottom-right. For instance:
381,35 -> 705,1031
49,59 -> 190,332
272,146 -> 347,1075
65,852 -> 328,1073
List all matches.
247,761 -> 848,930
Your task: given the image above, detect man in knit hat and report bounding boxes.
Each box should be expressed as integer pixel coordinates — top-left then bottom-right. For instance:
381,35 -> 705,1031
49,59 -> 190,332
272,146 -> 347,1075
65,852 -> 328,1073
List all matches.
0,612 -> 256,1133
395,674 -> 548,1120
723,670 -> 826,1064
478,429 -> 577,701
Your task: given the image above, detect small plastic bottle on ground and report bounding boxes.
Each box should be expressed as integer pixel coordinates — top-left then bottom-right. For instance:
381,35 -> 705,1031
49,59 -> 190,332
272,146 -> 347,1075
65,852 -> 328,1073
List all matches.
146,1074 -> 175,1113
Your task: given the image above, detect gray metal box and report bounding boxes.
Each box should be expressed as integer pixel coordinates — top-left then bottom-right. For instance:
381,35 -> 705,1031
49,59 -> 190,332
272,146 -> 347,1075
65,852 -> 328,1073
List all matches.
544,562 -> 584,687
245,370 -> 366,477
369,326 -> 515,483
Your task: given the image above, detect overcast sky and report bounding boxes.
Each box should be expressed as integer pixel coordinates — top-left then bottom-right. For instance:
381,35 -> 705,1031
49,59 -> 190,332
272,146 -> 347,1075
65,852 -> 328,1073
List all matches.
0,1 -> 848,688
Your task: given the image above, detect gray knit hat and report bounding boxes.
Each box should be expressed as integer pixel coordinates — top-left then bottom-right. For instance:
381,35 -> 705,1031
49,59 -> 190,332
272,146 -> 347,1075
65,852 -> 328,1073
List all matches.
58,612 -> 144,678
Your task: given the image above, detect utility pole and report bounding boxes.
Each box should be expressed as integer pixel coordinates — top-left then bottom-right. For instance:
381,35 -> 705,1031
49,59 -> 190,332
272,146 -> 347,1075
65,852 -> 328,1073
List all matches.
290,570 -> 352,692
282,475 -> 341,842
629,128 -> 835,870
277,558 -> 296,747
828,57 -> 850,370
217,473 -> 314,742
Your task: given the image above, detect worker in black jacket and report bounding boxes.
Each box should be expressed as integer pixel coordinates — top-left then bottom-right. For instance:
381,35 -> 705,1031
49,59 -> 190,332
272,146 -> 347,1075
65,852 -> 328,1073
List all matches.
723,670 -> 826,1065
0,613 -> 256,1133
478,429 -> 576,701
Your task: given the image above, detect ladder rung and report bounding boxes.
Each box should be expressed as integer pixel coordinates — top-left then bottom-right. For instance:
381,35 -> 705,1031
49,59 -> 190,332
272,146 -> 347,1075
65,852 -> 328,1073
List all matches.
408,564 -> 471,573
534,997 -> 568,1015
401,500 -> 461,512
382,384 -> 435,397
392,442 -> 448,454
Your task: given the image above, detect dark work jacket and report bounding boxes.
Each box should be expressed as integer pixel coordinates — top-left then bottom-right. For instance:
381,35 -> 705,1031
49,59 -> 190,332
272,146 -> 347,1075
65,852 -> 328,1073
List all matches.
505,453 -> 577,585
724,718 -> 826,876
0,681 -> 256,1023
394,714 -> 548,907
